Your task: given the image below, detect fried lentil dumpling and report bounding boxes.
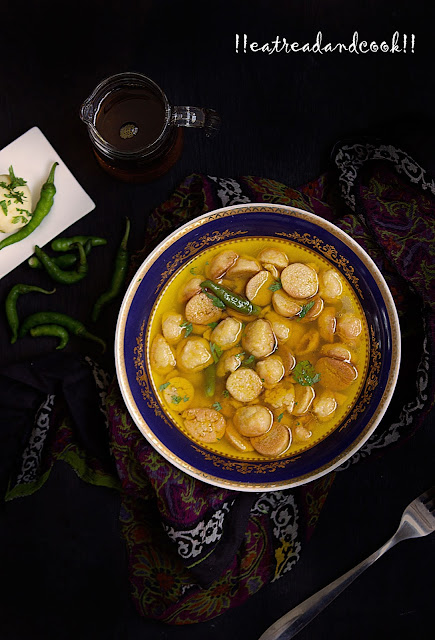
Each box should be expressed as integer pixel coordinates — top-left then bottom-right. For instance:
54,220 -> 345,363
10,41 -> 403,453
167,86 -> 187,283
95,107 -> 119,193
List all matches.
292,385 -> 315,416
315,357 -> 358,391
226,256 -> 261,280
272,290 -> 302,318
210,317 -> 242,350
206,250 -> 239,280
150,334 -> 176,374
312,392 -> 337,421
225,420 -> 255,452
185,292 -> 223,325
233,404 -> 273,437
162,376 -> 194,412
226,368 -> 263,402
245,270 -> 275,306
182,407 -> 226,443
161,311 -> 185,344
257,248 -> 289,271
336,313 -> 363,340
320,269 -> 343,302
241,318 -> 276,358
250,421 -> 291,456
178,276 -> 205,304
255,355 -> 285,388
281,263 -> 319,299
177,337 -> 213,372
263,382 -> 295,412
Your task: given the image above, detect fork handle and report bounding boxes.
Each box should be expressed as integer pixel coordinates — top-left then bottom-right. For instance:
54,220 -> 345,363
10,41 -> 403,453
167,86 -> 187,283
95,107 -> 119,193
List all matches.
258,536 -> 398,640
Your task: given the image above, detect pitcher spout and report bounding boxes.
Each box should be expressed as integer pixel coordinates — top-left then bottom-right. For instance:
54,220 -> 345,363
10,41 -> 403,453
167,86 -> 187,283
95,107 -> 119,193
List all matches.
80,99 -> 94,125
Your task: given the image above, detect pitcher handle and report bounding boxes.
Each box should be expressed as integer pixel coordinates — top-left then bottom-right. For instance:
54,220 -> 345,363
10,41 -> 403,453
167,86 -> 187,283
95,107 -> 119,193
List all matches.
171,106 -> 220,138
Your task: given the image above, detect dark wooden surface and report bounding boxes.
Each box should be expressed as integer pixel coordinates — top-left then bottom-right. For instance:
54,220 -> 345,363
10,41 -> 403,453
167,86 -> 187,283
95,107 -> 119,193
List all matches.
0,1 -> 434,639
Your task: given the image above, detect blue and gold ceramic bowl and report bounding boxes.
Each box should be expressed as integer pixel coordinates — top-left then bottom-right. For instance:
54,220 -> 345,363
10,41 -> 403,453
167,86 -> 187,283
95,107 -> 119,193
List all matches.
115,204 -> 400,491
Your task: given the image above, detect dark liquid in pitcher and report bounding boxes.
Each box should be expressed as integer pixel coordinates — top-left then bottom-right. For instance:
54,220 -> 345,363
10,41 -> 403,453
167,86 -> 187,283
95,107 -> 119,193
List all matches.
95,86 -> 166,152
92,85 -> 183,183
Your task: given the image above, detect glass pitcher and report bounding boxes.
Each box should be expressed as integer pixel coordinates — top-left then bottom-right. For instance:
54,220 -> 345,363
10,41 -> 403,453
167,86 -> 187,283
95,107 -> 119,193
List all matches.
80,72 -> 220,183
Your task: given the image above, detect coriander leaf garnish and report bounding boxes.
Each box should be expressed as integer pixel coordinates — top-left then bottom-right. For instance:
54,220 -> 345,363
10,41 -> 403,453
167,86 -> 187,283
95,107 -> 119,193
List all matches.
222,389 -> 230,398
210,342 -> 223,363
159,382 -> 170,391
204,291 -> 226,309
212,402 -> 222,411
277,412 -> 284,422
180,321 -> 193,337
8,190 -> 25,204
171,395 -> 182,404
0,201 -> 7,216
208,321 -> 219,329
8,165 -> 27,188
243,354 -> 255,366
190,267 -> 197,275
293,360 -> 321,386
11,215 -> 29,224
0,167 -> 28,204
269,280 -> 282,291
298,301 -> 315,320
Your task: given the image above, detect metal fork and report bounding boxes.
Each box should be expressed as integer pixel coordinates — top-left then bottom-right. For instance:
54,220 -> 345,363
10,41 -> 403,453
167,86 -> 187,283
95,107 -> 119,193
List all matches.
259,486 -> 435,640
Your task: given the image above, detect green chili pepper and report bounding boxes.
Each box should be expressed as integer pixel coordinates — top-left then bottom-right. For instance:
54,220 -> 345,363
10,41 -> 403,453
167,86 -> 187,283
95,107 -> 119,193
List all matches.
200,280 -> 260,315
204,363 -> 216,397
0,163 -> 58,251
91,218 -> 130,322
19,311 -> 106,352
34,240 -> 90,284
30,324 -> 69,350
28,239 -> 94,270
5,283 -> 56,344
51,235 -> 107,252
28,253 -> 77,270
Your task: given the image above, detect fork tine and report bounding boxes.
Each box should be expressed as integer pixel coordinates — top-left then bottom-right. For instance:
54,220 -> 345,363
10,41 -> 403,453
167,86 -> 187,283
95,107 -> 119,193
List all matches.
420,487 -> 435,511
421,497 -> 435,514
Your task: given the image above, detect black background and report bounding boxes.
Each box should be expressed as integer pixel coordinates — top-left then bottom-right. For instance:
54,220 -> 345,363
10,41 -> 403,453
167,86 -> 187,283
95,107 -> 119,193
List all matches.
0,1 -> 434,639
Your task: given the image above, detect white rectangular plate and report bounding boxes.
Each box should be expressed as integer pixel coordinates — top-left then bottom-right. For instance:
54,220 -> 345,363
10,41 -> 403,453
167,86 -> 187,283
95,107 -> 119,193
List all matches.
0,126 -> 96,279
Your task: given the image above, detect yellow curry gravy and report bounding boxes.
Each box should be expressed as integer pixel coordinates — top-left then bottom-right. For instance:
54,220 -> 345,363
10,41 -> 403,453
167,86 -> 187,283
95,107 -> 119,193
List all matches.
147,238 -> 369,459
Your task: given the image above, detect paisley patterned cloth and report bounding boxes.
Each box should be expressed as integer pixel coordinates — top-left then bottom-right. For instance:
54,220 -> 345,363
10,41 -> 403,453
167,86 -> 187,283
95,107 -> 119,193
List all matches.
2,140 -> 434,625
105,139 -> 434,623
